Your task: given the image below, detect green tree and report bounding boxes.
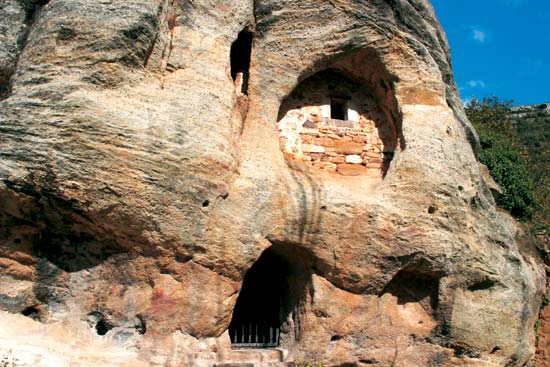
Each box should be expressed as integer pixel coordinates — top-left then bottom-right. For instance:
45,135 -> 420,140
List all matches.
466,96 -> 515,135
465,96 -> 536,219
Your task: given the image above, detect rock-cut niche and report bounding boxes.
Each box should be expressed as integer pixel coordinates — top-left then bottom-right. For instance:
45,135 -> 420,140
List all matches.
277,69 -> 397,177
229,244 -> 310,349
230,29 -> 253,96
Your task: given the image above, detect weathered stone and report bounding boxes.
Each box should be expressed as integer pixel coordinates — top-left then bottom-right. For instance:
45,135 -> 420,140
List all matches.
336,163 -> 367,176
0,0 -> 544,366
315,137 -> 334,147
365,167 -> 382,178
310,153 -> 323,161
334,140 -> 364,155
366,162 -> 383,168
366,151 -> 382,158
283,152 -> 294,161
367,158 -> 383,165
331,156 -> 346,163
345,155 -> 363,164
301,144 -> 325,153
312,161 -> 337,172
352,135 -> 367,143
479,163 -> 502,199
536,284 -> 550,366
303,120 -> 315,128
300,135 -> 314,144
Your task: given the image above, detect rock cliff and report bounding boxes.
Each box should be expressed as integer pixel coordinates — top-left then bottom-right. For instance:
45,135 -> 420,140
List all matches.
0,0 -> 545,366
508,102 -> 549,367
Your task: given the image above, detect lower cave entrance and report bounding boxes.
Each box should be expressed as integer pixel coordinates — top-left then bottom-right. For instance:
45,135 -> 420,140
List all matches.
229,246 -> 300,349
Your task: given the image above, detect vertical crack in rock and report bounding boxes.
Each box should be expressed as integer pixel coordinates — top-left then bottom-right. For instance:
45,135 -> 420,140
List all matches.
230,28 -> 253,96
0,67 -> 11,100
118,12 -> 160,68
231,26 -> 254,124
159,0 -> 179,88
0,0 -> 49,100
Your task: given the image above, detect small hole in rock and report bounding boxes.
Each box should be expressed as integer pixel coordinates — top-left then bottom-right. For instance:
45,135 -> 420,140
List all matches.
360,359 -> 377,365
22,306 -> 40,320
468,279 -> 496,292
136,314 -> 146,335
331,335 -> 343,341
96,319 -> 111,335
88,311 -> 113,336
202,200 -> 210,208
13,238 -> 21,244
491,346 -> 501,354
428,206 -> 437,214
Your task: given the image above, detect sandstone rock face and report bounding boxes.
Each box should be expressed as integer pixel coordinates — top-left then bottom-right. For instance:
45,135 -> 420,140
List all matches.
0,0 -> 545,366
535,268 -> 550,367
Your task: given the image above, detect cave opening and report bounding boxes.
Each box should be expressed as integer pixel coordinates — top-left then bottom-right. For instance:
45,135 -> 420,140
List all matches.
230,29 -> 253,95
277,67 -> 399,177
229,245 -> 310,349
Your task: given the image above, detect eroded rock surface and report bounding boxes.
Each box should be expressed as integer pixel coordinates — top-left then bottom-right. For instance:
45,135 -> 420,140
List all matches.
0,0 -> 545,366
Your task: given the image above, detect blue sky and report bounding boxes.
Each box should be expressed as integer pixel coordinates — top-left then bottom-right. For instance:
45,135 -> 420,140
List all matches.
431,0 -> 550,106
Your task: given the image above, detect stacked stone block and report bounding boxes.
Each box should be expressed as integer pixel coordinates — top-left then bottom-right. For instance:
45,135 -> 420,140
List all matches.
277,71 -> 396,177
278,105 -> 394,177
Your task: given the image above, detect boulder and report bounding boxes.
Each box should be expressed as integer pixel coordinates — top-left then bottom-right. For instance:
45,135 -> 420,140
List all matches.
0,0 -> 544,366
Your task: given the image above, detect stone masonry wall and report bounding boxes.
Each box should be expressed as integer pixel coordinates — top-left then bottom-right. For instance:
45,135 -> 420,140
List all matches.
277,70 -> 396,177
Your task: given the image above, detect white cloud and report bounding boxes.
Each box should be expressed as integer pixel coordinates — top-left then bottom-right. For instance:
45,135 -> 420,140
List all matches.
466,80 -> 486,88
472,29 -> 486,43
459,80 -> 486,91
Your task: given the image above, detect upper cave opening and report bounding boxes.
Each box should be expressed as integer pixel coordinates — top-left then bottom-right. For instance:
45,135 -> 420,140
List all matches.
230,28 -> 253,96
229,244 -> 311,349
277,69 -> 397,178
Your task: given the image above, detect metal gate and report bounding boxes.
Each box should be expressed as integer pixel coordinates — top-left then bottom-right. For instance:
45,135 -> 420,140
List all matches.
230,323 -> 280,348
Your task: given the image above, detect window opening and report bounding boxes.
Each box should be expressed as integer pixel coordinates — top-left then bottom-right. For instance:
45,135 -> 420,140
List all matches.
230,29 -> 253,95
330,98 -> 348,120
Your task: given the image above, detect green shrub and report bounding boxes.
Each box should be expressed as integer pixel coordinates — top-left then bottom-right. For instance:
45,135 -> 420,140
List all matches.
476,127 -> 535,218
466,97 -> 536,220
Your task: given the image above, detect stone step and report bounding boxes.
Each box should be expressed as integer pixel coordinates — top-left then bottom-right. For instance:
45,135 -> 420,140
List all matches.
212,363 -> 295,367
219,349 -> 285,363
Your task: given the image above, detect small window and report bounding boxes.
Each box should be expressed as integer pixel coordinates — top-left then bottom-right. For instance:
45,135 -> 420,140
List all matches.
330,99 -> 347,120
230,29 -> 253,95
